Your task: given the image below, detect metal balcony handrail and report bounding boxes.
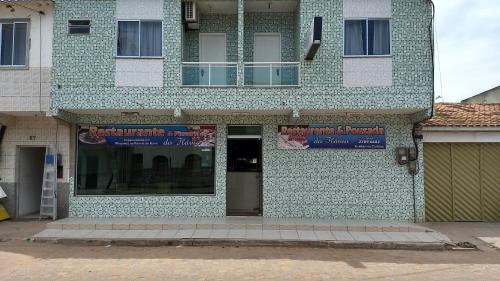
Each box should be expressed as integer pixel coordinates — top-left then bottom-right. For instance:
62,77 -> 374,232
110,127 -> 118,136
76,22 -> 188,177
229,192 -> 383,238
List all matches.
181,62 -> 238,87
243,62 -> 300,87
243,62 -> 300,65
182,62 -> 238,65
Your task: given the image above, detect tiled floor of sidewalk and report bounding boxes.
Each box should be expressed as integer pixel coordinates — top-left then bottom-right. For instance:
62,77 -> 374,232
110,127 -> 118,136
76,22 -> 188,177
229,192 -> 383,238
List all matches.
32,217 -> 451,247
33,228 -> 450,244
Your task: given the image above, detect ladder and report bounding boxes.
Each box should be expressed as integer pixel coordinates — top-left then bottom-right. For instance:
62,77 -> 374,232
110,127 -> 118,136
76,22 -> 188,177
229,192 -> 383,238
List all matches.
39,146 -> 57,220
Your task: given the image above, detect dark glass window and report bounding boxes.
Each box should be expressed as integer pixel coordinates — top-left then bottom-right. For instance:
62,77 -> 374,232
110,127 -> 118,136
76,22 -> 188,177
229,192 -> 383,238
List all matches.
344,19 -> 390,56
344,20 -> 366,56
117,21 -> 162,57
1,22 -> 28,66
368,20 -> 390,55
77,145 -> 215,195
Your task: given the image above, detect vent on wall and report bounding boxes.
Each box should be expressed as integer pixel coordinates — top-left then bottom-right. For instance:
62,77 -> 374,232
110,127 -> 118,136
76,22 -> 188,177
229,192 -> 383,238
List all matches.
184,1 -> 200,29
68,20 -> 91,35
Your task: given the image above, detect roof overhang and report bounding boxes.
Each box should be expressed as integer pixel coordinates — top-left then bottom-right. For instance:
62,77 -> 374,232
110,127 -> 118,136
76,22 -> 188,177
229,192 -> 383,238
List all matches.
0,0 -> 54,12
421,126 -> 500,132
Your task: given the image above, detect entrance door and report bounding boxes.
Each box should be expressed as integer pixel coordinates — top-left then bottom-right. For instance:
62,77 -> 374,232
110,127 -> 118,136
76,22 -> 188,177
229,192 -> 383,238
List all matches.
199,33 -> 227,86
424,143 -> 500,222
254,33 -> 281,86
226,126 -> 262,216
17,147 -> 46,217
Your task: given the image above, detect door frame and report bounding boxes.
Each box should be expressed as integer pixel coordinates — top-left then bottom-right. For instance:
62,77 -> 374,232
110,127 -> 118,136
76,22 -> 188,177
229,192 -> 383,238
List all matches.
15,145 -> 48,218
199,33 -> 227,62
226,125 -> 263,216
198,33 -> 227,86
253,32 -> 282,62
253,33 -> 282,86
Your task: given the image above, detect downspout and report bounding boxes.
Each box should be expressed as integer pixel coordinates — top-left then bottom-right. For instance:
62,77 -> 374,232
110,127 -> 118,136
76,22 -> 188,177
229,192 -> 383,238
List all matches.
411,0 -> 436,222
39,10 -> 44,114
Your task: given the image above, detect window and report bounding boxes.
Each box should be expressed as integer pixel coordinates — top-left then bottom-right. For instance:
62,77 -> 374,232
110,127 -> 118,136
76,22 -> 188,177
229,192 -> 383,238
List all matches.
117,20 -> 162,57
68,20 -> 91,34
77,146 -> 215,195
344,19 -> 391,56
76,125 -> 216,196
0,22 -> 28,66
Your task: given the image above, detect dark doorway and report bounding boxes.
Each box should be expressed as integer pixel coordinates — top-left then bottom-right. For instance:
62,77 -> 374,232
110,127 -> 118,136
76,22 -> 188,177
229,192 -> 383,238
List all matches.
226,126 -> 263,216
17,147 -> 46,218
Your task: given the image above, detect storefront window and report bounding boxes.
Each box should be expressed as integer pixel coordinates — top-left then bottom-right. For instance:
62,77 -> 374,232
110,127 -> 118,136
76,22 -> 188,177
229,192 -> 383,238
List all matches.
76,125 -> 216,195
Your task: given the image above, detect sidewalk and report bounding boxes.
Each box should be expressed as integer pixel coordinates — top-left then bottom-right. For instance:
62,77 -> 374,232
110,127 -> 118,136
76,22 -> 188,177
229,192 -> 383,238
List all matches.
32,217 -> 452,250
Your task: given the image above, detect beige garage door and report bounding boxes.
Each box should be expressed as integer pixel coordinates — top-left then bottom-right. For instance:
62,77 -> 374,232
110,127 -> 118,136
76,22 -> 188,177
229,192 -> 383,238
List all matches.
424,143 -> 500,222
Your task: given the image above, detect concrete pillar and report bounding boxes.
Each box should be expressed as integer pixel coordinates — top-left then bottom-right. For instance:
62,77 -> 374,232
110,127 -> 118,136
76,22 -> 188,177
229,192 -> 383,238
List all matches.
237,0 -> 245,87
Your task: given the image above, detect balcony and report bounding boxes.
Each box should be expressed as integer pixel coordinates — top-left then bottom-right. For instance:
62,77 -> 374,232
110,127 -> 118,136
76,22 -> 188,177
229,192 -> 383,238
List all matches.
182,62 -> 238,87
244,62 -> 300,87
180,0 -> 299,88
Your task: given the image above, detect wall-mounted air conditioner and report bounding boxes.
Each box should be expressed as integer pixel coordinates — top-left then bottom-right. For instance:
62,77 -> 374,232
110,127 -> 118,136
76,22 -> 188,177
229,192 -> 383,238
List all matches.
184,1 -> 200,29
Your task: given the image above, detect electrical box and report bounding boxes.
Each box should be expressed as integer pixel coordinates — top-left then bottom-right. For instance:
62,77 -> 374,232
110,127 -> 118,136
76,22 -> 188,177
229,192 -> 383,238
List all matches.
408,161 -> 418,175
396,147 -> 408,165
408,147 -> 417,161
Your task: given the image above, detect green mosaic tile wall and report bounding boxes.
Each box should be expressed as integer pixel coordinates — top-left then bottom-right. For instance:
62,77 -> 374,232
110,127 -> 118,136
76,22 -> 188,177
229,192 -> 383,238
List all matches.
69,114 -> 424,221
243,13 -> 298,62
51,0 -> 433,113
51,0 -> 432,221
183,14 -> 239,62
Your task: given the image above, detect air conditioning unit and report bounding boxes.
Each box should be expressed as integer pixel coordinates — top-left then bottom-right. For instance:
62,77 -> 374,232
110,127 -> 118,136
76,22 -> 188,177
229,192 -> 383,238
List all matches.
184,1 -> 197,22
184,1 -> 200,30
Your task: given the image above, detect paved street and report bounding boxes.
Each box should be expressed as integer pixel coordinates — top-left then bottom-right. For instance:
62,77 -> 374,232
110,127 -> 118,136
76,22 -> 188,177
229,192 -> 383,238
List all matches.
1,220 -> 500,280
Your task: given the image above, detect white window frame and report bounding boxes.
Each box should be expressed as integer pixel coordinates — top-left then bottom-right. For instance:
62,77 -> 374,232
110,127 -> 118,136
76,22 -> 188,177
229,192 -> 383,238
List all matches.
116,19 -> 163,58
343,18 -> 392,58
0,20 -> 30,68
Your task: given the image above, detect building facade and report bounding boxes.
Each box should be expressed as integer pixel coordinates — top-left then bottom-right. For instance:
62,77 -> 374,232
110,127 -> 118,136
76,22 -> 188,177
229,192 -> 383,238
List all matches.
421,103 -> 500,222
0,0 -> 70,218
462,86 -> 500,104
50,0 -> 434,221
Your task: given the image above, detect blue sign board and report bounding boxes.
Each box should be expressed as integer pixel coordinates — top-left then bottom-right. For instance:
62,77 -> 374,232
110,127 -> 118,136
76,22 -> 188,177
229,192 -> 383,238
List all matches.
78,125 -> 216,147
278,125 -> 386,150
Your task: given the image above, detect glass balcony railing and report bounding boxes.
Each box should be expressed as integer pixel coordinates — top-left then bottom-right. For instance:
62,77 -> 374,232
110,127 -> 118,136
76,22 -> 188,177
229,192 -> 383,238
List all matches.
182,62 -> 238,87
244,62 -> 300,87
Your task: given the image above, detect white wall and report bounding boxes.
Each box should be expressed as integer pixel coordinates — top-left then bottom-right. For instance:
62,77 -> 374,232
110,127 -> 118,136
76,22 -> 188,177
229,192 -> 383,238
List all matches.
342,0 -> 393,88
423,130 -> 500,143
0,3 -> 53,112
115,59 -> 164,87
343,57 -> 392,87
343,0 -> 392,18
115,0 -> 164,88
0,116 -> 71,184
0,4 -> 53,68
463,88 -> 500,103
116,0 -> 164,20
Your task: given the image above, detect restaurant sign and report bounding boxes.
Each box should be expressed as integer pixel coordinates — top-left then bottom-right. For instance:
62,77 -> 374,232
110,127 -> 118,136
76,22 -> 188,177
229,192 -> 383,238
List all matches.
78,125 -> 216,147
278,125 -> 386,149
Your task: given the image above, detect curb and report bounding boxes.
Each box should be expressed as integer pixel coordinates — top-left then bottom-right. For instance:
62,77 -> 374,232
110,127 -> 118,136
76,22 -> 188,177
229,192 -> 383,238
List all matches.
31,237 -> 453,251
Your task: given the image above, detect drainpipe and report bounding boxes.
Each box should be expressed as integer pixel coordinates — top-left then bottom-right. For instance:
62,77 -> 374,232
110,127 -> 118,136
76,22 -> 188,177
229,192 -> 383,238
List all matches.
39,10 -> 44,114
410,0 -> 436,223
